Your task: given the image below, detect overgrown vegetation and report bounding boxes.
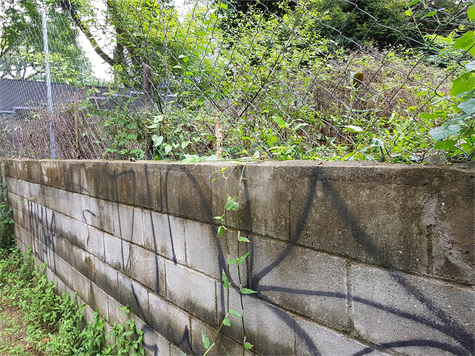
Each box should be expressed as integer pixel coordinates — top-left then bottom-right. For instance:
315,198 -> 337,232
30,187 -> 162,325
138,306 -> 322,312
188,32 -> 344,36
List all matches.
0,182 -> 14,252
0,0 -> 473,163
72,0 -> 473,163
0,247 -> 145,356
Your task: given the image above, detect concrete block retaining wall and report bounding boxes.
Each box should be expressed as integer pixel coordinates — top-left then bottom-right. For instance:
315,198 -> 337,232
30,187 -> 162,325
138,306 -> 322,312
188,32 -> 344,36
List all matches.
1,159 -> 474,356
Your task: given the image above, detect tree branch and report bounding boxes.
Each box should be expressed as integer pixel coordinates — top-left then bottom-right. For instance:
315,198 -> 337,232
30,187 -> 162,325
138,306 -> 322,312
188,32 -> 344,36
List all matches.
60,0 -> 116,67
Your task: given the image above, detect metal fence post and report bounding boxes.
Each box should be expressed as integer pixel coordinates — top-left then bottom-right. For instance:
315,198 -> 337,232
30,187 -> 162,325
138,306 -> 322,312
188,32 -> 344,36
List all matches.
42,8 -> 56,159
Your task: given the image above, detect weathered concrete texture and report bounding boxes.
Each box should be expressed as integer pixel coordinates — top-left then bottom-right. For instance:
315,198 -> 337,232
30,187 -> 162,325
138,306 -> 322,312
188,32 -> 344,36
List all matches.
3,158 -> 474,356
147,292 -> 192,354
127,243 -> 166,294
6,159 -> 474,284
190,316 -> 257,356
290,178 -> 430,274
229,291 -> 296,355
350,263 -> 475,356
161,163 -> 214,223
165,260 -> 218,327
117,272 -> 149,322
429,166 -> 475,284
143,211 -> 186,264
184,219 -> 247,283
250,236 -> 350,331
294,316 -> 391,356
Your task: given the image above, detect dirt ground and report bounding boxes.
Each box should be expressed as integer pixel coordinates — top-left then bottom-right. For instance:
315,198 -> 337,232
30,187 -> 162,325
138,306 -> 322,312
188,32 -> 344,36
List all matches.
0,303 -> 44,356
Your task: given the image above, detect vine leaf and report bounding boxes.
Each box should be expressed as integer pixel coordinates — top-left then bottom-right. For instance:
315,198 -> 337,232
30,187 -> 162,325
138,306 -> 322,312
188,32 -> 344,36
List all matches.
222,270 -> 229,290
244,342 -> 253,349
237,236 -> 250,242
217,226 -> 225,238
229,309 -> 242,318
202,331 -> 210,349
225,196 -> 238,211
240,288 -> 258,295
223,317 -> 231,326
236,252 -> 249,266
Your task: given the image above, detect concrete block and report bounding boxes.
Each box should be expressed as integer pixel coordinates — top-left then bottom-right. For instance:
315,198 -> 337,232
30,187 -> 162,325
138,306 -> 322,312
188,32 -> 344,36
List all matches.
212,163 -> 291,242
184,220 -> 222,278
133,316 -> 172,356
184,220 -> 248,288
47,188 -> 73,217
54,273 -> 67,297
429,167 -> 474,284
62,160 -> 85,195
190,317 -> 257,356
108,161 -> 142,205
75,247 -> 96,283
7,177 -> 39,199
165,260 -> 218,326
95,256 -> 119,301
104,232 -> 131,273
132,207 -> 145,246
161,163 -> 214,224
22,160 -> 42,185
81,161 -> 110,201
135,163 -> 162,212
7,190 -> 19,210
117,272 -> 150,322
108,296 -> 128,326
350,263 -> 475,356
112,205 -> 144,245
69,192 -> 92,222
12,206 -> 26,231
32,238 -> 46,263
50,210 -> 88,249
89,197 -> 115,235
85,226 -> 105,261
169,343 -> 186,356
5,177 -> 21,196
128,244 -> 166,295
40,160 -> 67,189
250,237 -> 350,331
143,211 -> 186,264
26,200 -> 57,241
28,182 -> 42,200
17,240 -> 27,253
17,194 -> 32,217
45,265 -> 55,284
50,251 -> 72,285
54,234 -> 78,269
33,253 -> 43,266
70,266 -> 93,308
289,175 -> 429,275
147,291 -> 192,354
80,298 -> 96,329
14,219 -> 32,248
295,316 -> 391,355
220,288 -> 295,356
91,282 -> 109,321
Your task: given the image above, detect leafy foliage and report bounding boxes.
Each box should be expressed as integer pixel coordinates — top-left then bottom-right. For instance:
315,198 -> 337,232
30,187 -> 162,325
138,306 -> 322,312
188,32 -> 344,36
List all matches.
428,3 -> 475,161
0,1 -> 95,85
0,248 -> 145,356
0,183 -> 14,252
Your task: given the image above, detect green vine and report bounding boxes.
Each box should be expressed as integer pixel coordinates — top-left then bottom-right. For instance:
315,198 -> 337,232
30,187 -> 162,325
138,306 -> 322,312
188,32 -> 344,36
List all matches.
200,163 -> 255,355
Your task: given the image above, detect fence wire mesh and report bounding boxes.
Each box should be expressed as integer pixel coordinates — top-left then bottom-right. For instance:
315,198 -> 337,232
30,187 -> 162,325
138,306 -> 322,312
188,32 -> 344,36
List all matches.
0,0 -> 474,163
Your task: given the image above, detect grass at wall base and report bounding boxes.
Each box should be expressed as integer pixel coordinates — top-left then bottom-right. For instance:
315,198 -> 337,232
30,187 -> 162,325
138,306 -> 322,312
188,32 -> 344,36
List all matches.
0,247 -> 145,356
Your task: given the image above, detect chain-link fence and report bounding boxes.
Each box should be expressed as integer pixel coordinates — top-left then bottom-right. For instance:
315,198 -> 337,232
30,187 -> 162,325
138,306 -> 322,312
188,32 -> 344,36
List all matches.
0,0 -> 473,163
